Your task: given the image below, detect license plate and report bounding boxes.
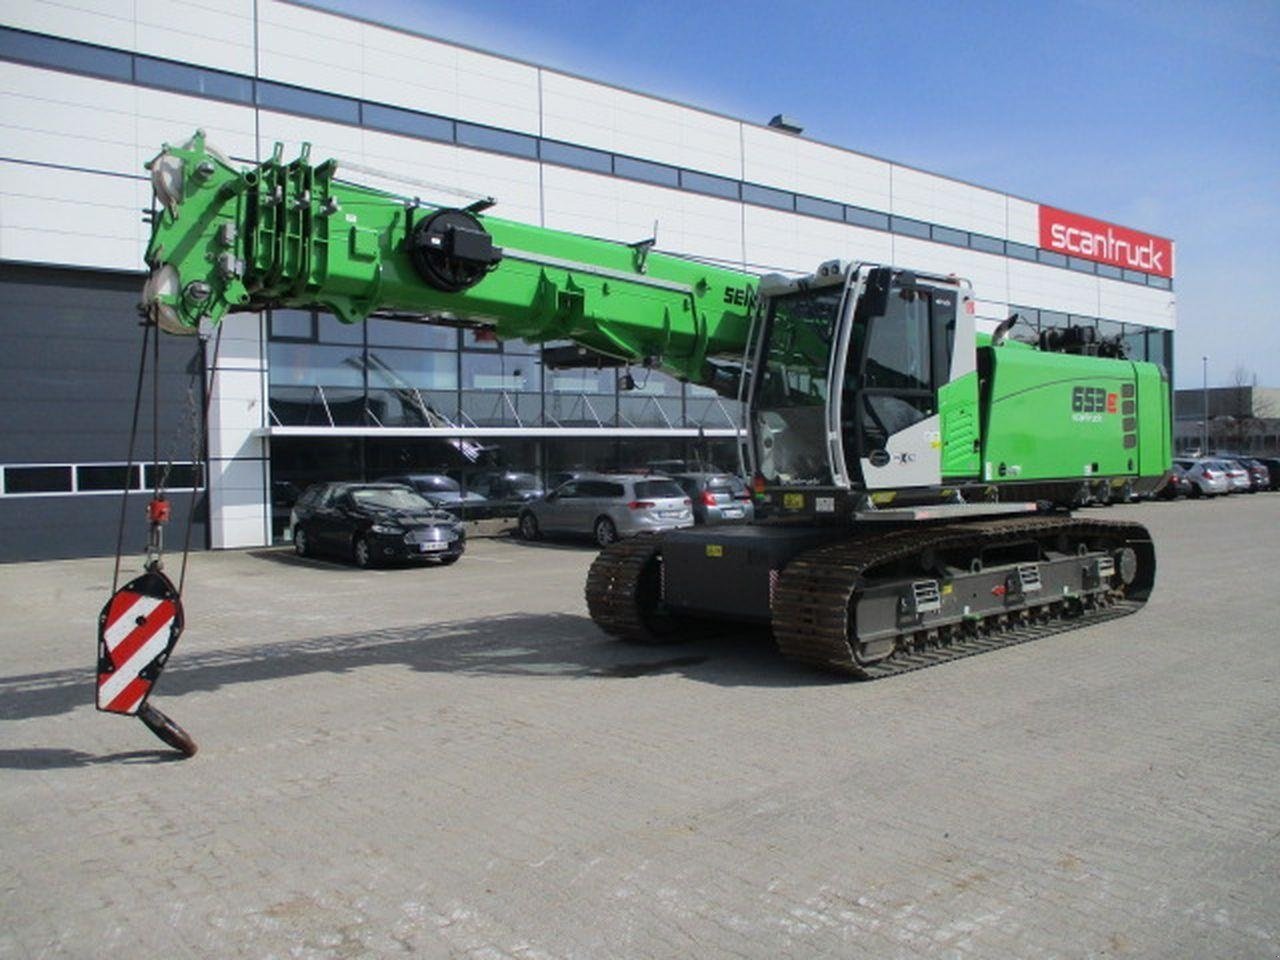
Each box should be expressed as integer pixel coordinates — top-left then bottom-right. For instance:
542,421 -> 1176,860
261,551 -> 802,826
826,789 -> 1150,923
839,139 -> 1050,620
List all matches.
722,509 -> 742,518
659,510 -> 683,519
418,541 -> 448,552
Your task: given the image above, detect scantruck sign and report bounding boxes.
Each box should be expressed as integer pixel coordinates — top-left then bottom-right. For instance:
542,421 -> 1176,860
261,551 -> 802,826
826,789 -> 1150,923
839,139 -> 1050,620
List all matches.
1039,206 -> 1173,279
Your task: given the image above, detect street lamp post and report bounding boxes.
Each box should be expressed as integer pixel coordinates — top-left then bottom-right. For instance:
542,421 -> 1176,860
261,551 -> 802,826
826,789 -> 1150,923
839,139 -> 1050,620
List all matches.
1202,356 -> 1209,455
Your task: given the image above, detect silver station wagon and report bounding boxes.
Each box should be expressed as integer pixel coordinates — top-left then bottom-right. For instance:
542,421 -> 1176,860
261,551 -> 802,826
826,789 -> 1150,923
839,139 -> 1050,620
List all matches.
518,474 -> 694,546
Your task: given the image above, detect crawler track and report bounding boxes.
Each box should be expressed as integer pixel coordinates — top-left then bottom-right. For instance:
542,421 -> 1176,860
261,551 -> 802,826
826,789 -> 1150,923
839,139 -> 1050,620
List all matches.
771,515 -> 1153,677
585,534 -> 679,643
587,517 -> 1155,678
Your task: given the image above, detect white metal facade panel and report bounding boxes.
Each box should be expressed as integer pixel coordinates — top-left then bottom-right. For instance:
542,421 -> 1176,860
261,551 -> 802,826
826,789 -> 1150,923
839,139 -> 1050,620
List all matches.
543,165 -> 745,265
540,71 -> 742,179
1006,197 -> 1040,246
359,130 -> 542,222
1007,258 -> 1101,317
0,64 -> 139,173
2,0 -> 135,52
256,0 -> 366,100
0,161 -> 146,270
890,165 -> 1007,238
744,206 -> 892,277
741,124 -> 892,211
136,89 -> 258,170
205,313 -> 268,549
133,0 -> 255,74
1099,277 -> 1175,331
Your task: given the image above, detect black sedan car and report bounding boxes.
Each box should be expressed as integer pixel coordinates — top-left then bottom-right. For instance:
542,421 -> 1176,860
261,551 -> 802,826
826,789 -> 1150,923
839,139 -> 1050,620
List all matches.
290,482 -> 465,568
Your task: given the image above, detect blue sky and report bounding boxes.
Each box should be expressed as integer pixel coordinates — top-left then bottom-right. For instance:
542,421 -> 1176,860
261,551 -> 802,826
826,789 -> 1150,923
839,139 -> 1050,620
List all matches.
310,0 -> 1280,389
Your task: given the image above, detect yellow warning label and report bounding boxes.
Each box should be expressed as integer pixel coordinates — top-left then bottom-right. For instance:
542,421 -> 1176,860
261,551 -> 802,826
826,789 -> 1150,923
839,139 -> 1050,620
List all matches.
706,544 -> 723,558
783,493 -> 805,510
942,583 -> 953,595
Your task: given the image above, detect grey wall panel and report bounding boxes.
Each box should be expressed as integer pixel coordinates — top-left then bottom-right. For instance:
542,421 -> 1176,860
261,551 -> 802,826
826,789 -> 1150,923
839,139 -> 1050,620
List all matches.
0,264 -> 208,560
0,492 -> 206,562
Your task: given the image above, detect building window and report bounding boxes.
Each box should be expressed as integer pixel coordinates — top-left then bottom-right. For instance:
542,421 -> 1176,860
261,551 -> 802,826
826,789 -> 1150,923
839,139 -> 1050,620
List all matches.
742,182 -> 793,211
1096,263 -> 1123,280
890,216 -> 931,239
1037,249 -> 1067,268
969,233 -> 1005,255
269,309 -> 316,341
1067,255 -> 1096,274
144,463 -> 204,490
0,26 -> 131,82
456,122 -> 538,159
362,102 -> 454,143
795,195 -> 843,221
1148,275 -> 1172,290
3,465 -> 73,494
613,155 -> 679,188
135,56 -> 253,103
366,318 -> 456,350
846,206 -> 889,231
931,224 -> 969,247
257,80 -> 360,124
679,169 -> 740,200
540,139 -> 612,174
77,464 -> 140,492
1006,242 -> 1037,261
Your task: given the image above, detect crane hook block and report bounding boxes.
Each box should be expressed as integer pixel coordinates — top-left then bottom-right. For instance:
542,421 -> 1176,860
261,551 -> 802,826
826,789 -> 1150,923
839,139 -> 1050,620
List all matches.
96,569 -> 184,717
407,208 -> 503,293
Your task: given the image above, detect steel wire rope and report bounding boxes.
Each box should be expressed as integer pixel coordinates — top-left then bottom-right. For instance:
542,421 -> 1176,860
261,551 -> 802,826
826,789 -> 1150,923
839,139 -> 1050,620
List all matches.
110,319 -> 153,594
178,324 -> 222,598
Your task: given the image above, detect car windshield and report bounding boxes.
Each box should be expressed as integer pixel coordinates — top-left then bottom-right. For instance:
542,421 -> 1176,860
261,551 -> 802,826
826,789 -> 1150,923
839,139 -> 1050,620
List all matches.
351,487 -> 434,511
506,475 -> 540,490
635,480 -> 684,499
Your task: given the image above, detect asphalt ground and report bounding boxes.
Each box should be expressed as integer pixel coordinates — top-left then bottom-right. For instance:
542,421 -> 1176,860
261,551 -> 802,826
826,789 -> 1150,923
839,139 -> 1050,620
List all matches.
1,494 -> 1277,959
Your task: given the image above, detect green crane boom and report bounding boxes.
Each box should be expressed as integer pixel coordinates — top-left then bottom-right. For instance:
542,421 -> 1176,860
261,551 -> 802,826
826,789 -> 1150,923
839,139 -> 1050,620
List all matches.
143,131 -> 754,388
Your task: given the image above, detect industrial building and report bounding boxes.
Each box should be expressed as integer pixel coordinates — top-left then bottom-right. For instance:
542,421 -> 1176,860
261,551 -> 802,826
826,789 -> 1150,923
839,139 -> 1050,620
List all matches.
0,0 -> 1177,560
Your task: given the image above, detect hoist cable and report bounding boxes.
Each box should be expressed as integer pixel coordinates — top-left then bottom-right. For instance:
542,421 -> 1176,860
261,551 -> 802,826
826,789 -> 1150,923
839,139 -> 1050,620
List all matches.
178,324 -> 223,598
111,320 -> 153,595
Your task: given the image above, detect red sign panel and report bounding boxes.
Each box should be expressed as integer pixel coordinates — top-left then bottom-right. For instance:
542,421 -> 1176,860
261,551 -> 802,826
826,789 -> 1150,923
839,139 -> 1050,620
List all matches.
1038,206 -> 1173,278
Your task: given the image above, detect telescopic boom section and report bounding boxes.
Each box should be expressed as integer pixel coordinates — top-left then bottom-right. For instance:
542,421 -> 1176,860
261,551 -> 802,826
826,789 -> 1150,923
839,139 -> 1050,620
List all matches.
142,131 -> 755,386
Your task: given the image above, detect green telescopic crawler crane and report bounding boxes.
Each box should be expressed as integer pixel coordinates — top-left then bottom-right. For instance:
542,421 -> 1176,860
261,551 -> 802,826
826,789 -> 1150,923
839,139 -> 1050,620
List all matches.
141,131 -> 1167,678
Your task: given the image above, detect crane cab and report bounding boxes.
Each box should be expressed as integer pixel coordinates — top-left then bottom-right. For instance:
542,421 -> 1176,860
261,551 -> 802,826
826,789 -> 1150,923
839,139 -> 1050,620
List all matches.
745,263 -> 980,517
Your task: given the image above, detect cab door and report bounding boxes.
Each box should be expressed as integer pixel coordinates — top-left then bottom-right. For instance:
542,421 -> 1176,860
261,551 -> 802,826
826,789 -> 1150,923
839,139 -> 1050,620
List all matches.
842,276 -> 972,489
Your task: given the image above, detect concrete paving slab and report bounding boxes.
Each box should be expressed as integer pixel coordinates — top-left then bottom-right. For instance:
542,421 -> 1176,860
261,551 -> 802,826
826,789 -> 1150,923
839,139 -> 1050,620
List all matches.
1,495 -> 1278,958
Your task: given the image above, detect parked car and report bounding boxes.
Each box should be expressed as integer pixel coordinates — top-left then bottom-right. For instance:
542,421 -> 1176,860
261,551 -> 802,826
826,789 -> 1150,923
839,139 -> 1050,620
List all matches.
1172,459 -> 1230,498
518,474 -> 693,546
547,469 -> 596,490
468,471 -> 544,516
1234,457 -> 1271,492
378,473 -> 491,518
671,472 -> 755,525
1155,464 -> 1193,500
1218,459 -> 1253,493
1257,457 -> 1280,491
290,482 -> 465,567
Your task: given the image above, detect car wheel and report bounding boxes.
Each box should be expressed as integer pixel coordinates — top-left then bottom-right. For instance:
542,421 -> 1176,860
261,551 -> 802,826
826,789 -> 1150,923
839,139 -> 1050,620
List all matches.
594,516 -> 618,547
352,535 -> 374,569
1189,483 -> 1202,499
436,554 -> 460,566
518,511 -> 541,541
293,526 -> 310,557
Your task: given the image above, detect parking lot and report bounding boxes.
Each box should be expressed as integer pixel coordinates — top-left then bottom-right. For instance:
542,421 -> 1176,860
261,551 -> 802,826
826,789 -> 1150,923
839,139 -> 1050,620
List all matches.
1,494 -> 1278,959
